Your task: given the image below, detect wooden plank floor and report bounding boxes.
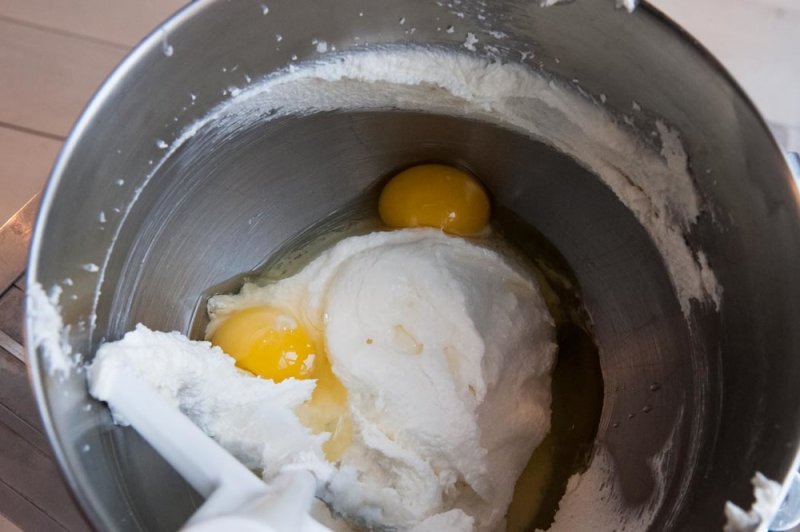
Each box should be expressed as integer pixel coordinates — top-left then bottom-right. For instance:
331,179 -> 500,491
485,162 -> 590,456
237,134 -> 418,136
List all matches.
0,1 -> 797,531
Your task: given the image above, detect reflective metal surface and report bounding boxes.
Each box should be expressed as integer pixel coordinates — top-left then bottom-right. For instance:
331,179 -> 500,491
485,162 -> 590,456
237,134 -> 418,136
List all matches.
25,0 -> 800,530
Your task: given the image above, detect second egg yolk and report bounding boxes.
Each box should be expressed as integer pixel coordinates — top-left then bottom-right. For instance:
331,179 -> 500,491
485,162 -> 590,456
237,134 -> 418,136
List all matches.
210,306 -> 316,382
378,163 -> 490,235
210,306 -> 352,461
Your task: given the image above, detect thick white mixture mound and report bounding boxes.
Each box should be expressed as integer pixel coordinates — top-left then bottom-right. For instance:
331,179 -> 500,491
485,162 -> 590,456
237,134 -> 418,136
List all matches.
89,325 -> 331,478
90,229 -> 557,531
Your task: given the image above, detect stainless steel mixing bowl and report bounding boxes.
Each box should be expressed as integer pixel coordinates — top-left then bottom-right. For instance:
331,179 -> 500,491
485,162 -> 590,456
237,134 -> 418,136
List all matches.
25,0 -> 800,530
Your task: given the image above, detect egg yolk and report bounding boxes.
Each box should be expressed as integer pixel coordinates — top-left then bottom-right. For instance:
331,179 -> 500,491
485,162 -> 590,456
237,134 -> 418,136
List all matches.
210,306 -> 352,461
378,163 -> 490,235
210,306 -> 316,382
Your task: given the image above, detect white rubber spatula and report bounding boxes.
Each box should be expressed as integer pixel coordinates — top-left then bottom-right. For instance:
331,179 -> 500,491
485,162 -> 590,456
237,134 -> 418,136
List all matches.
89,365 -> 331,532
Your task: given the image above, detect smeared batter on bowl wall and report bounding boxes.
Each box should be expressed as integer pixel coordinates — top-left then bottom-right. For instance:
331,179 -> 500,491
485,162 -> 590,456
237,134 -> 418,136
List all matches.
161,48 -> 720,316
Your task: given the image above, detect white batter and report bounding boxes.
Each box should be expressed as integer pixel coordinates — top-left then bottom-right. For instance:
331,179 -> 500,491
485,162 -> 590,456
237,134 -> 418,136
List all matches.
89,229 -> 557,531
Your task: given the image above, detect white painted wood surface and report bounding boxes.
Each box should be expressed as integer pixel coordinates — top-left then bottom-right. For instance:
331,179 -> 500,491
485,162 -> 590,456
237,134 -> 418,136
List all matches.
0,128 -> 59,231
0,0 -> 185,47
651,0 -> 800,152
0,0 -> 186,225
0,18 -> 126,137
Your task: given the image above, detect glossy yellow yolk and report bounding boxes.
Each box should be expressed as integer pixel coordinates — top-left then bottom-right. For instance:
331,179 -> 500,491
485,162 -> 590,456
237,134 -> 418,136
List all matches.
210,306 -> 352,461
210,306 -> 315,382
378,163 -> 491,235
